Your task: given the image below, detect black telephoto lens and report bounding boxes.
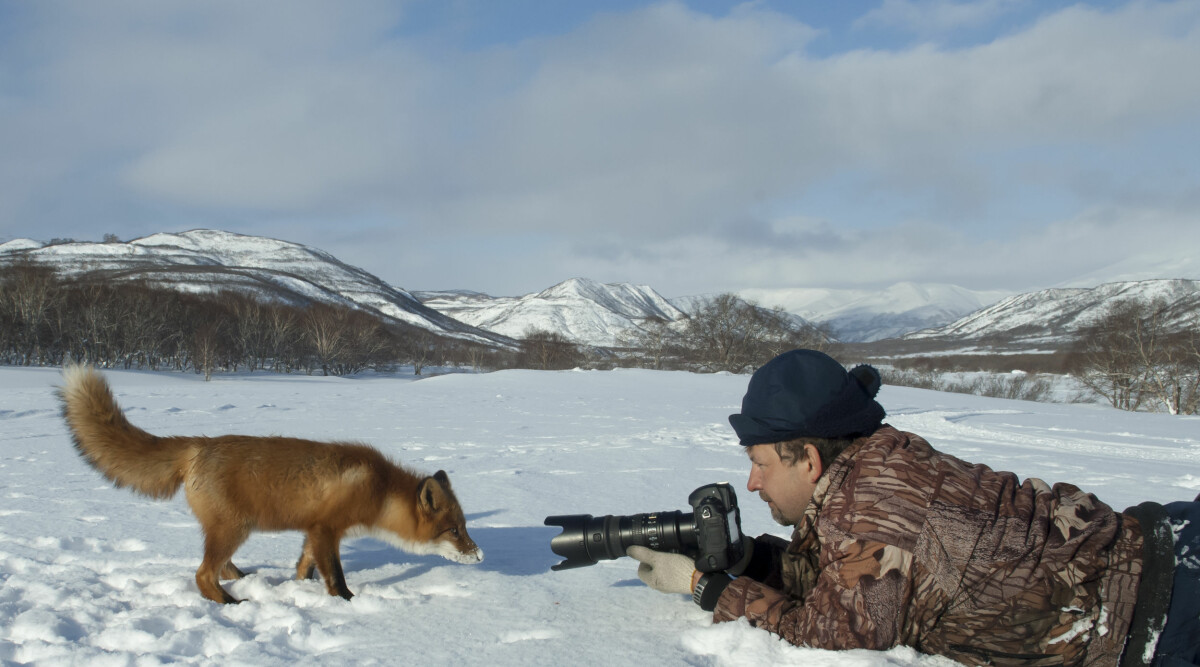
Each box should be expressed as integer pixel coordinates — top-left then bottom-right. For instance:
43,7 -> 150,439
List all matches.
544,511 -> 697,571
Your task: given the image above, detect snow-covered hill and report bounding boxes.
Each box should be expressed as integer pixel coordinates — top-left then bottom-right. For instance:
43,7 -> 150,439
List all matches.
905,279 -> 1200,347
739,283 -> 1011,342
0,230 -> 514,348
417,278 -> 689,348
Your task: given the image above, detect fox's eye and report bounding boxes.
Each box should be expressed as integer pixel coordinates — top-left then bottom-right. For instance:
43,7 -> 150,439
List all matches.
451,528 -> 460,537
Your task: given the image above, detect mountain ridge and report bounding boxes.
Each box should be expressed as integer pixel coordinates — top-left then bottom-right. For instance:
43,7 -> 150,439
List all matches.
904,278 -> 1200,347
416,277 -> 689,348
739,283 -> 1012,342
6,230 -> 1197,354
0,230 -> 515,348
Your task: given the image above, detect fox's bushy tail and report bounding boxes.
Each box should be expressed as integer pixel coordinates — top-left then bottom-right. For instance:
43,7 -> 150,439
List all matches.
58,365 -> 188,499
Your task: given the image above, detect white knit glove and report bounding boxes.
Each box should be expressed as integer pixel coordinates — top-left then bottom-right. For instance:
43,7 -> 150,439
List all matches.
627,546 -> 696,595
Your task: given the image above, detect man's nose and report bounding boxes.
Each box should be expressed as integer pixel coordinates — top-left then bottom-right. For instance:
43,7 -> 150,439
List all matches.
747,467 -> 761,492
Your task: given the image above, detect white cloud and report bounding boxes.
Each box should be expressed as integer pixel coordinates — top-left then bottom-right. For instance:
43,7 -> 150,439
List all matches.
853,0 -> 1027,36
1,0 -> 1198,296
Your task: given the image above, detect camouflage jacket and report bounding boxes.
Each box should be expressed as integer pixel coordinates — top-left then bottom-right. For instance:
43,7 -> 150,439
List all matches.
712,425 -> 1144,666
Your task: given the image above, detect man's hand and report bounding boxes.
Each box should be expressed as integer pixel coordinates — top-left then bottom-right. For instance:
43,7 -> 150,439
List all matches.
627,546 -> 698,594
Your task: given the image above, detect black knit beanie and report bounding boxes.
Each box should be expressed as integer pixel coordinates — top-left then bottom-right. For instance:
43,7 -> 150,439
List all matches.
728,349 -> 885,446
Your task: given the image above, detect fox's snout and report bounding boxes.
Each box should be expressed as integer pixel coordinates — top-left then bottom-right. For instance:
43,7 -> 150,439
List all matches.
460,538 -> 484,564
452,546 -> 485,564
441,534 -> 484,564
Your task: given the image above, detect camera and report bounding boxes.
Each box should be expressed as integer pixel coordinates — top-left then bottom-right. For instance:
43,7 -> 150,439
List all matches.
544,483 -> 744,573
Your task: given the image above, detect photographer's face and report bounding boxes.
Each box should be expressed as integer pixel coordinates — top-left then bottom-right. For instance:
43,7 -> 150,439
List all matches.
746,443 -> 822,527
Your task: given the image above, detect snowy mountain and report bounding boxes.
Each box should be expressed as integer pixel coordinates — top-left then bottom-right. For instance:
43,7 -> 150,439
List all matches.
904,279 -> 1200,348
739,283 -> 1011,342
10,230 -> 1192,355
0,230 -> 515,348
416,278 -> 689,348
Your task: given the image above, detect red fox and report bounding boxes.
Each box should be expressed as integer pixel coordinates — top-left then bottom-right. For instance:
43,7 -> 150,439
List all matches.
57,365 -> 483,604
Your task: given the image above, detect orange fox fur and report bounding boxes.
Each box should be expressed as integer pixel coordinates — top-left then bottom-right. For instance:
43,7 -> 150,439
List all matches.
57,365 -> 483,604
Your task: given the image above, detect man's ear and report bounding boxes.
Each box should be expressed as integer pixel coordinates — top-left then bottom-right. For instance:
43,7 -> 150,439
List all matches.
802,443 -> 823,482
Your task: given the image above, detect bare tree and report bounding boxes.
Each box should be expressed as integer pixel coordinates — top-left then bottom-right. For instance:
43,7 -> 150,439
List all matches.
1124,300 -> 1195,415
265,304 -> 303,372
397,327 -> 439,376
619,317 -> 683,370
468,345 -> 489,372
519,328 -> 582,370
225,292 -> 270,371
1180,330 -> 1200,415
68,282 -> 120,365
303,304 -> 348,376
1071,301 -> 1147,411
191,320 -> 225,381
1,261 -> 62,365
1070,299 -> 1200,414
678,294 -> 759,373
755,305 -> 831,361
678,294 -> 829,373
437,338 -> 499,373
340,309 -> 391,375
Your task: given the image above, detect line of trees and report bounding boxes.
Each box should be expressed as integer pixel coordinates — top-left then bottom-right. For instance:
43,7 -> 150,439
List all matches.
8,261 -> 1197,413
2,259 -> 830,379
1069,298 -> 1200,414
882,368 -> 1059,403
0,262 -> 501,378
8,261 -> 1197,412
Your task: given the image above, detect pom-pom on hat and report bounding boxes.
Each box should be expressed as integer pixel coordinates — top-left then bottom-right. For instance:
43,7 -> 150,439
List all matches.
729,349 -> 885,446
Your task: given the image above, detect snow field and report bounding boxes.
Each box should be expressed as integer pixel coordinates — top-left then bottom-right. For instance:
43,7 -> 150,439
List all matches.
1,365 -> 1197,665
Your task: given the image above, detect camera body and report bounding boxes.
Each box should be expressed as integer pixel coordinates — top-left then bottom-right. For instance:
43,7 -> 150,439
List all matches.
544,482 -> 744,573
686,483 -> 743,572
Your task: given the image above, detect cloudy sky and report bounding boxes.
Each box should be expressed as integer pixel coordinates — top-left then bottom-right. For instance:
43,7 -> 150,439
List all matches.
1,0 -> 1198,298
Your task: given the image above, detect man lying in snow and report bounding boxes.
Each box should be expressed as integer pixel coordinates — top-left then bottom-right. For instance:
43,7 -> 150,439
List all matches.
629,349 -> 1199,667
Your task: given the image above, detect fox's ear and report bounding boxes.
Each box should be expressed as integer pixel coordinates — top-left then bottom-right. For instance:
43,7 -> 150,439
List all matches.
418,475 -> 448,513
433,470 -> 451,489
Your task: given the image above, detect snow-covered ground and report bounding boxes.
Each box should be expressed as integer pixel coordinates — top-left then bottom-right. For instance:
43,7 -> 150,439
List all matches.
2,365 -> 1197,665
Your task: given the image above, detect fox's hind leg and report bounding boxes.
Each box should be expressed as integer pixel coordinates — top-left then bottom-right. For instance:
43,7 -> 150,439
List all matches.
220,562 -> 246,580
195,523 -> 250,604
296,537 -> 317,580
305,527 -> 353,600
